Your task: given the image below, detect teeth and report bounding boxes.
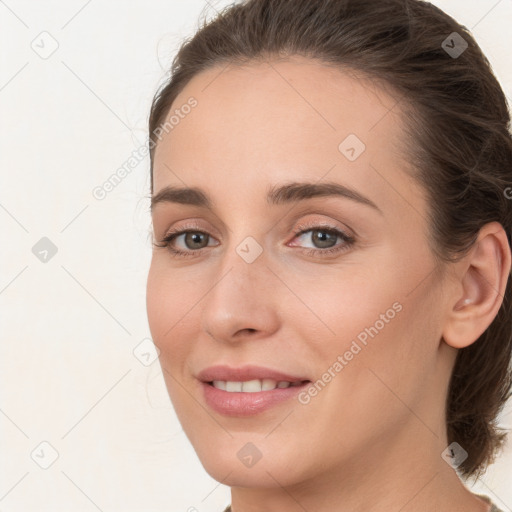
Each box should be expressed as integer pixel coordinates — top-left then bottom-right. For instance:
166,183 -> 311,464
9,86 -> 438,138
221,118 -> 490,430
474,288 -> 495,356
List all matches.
211,379 -> 301,392
241,379 -> 262,392
226,381 -> 242,392
212,380 -> 226,391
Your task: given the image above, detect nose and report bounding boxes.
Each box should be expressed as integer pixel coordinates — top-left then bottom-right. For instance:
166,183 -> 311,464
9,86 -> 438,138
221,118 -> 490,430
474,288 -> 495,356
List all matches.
200,244 -> 280,344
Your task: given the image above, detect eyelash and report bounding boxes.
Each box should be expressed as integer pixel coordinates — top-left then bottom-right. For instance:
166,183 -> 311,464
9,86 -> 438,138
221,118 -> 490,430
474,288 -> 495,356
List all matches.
153,223 -> 356,259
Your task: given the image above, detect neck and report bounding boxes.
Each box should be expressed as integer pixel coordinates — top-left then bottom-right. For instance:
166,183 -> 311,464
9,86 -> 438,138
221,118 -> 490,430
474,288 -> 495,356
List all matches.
229,418 -> 489,512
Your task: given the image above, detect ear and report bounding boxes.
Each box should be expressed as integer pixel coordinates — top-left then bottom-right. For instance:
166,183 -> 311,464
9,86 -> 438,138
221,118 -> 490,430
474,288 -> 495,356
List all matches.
442,222 -> 511,349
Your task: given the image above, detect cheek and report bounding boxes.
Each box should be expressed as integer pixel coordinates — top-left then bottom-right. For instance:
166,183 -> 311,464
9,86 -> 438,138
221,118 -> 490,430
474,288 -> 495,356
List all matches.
292,288 -> 437,469
322,275 -> 440,418
146,260 -> 192,359
304,257 -> 438,398
293,265 -> 403,349
146,263 -> 197,413
146,263 -> 170,344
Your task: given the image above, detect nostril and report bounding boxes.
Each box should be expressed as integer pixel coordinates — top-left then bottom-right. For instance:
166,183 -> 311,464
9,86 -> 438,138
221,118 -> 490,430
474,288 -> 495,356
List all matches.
237,328 -> 257,336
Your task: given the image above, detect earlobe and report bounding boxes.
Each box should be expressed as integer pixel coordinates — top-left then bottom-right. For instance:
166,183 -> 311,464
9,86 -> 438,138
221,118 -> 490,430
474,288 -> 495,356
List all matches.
442,222 -> 511,349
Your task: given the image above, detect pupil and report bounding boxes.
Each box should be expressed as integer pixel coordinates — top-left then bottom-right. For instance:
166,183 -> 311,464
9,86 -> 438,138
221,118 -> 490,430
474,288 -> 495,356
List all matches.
187,232 -> 207,249
313,230 -> 336,248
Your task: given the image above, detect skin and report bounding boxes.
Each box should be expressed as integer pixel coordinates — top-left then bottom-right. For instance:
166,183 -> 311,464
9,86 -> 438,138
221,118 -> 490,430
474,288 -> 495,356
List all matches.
146,55 -> 511,512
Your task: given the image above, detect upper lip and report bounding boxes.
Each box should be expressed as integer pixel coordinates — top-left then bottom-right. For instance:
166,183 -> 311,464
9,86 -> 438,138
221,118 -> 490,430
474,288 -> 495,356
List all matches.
197,365 -> 310,383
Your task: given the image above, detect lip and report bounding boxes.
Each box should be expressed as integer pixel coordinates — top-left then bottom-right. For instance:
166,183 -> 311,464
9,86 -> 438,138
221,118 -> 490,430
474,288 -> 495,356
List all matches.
197,364 -> 309,383
197,365 -> 311,417
201,381 -> 311,416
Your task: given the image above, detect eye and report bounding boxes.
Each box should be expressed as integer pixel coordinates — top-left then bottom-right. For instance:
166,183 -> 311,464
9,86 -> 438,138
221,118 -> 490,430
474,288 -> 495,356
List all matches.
153,229 -> 218,258
153,223 -> 356,259
289,225 -> 356,257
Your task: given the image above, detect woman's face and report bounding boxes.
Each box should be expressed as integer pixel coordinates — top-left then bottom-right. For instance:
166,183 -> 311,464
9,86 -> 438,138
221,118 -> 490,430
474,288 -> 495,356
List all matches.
146,56 -> 456,488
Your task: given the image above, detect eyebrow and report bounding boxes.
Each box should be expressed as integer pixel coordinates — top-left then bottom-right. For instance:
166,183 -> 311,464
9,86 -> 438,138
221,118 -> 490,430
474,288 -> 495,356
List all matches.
150,181 -> 382,215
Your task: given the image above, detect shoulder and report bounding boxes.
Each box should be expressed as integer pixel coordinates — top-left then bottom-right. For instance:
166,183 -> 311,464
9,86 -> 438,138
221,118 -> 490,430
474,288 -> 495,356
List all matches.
475,493 -> 504,512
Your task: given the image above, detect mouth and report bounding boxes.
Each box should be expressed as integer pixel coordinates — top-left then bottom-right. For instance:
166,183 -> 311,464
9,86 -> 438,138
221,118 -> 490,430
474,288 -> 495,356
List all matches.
206,378 -> 309,392
201,380 -> 312,417
197,365 -> 312,416
197,364 -> 310,384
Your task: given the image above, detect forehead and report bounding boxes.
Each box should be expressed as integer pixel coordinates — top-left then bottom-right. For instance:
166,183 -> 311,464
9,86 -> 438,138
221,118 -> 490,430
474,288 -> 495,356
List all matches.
152,55 -> 423,218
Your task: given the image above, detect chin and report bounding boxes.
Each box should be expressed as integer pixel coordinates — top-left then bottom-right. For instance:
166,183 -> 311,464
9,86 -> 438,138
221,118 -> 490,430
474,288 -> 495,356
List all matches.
189,434 -> 308,488
201,456 -> 298,488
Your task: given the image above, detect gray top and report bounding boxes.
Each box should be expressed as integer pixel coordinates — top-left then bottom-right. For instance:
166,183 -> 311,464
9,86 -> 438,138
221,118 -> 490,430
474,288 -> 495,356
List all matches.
477,493 -> 505,512
223,494 -> 504,511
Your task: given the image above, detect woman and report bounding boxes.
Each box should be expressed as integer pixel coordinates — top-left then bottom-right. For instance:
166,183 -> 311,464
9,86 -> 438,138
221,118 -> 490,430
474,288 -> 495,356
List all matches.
145,0 -> 512,510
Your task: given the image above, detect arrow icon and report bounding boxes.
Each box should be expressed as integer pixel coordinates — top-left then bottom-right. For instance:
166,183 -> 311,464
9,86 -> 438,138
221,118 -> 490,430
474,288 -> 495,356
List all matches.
133,338 -> 160,366
442,32 -> 467,59
236,237 -> 263,263
243,455 -> 253,465
32,237 -> 58,262
31,441 -> 59,469
441,441 -> 467,469
346,147 -> 355,157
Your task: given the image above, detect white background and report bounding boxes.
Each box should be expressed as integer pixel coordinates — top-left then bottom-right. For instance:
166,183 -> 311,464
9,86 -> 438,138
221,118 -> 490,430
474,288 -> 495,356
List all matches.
0,1 -> 511,511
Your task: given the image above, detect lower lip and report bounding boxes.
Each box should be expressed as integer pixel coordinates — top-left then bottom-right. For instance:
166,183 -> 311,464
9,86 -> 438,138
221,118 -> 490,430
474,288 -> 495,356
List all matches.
201,381 -> 311,416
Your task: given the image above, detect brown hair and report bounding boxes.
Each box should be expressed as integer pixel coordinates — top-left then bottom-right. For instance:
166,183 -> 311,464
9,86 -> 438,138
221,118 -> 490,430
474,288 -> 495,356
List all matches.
147,0 -> 512,479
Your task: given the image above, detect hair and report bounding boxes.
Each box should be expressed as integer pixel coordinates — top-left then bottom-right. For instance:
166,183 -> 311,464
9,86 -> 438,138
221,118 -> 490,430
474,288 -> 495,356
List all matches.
147,0 -> 512,479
